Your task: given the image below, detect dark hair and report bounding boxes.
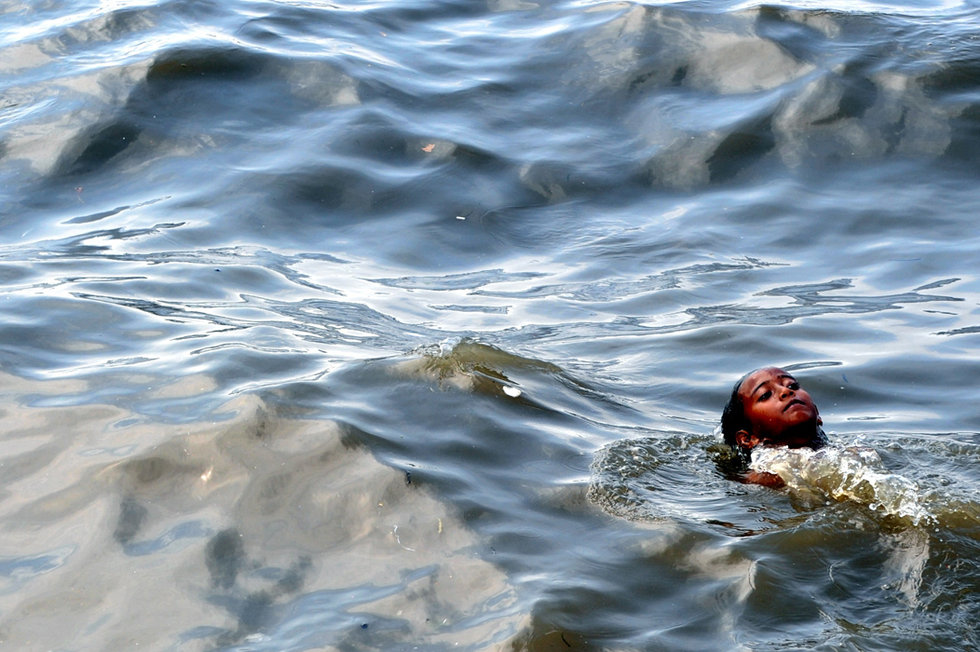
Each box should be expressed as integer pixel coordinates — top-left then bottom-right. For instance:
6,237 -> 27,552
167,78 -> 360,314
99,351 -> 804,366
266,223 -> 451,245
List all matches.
720,370 -> 754,448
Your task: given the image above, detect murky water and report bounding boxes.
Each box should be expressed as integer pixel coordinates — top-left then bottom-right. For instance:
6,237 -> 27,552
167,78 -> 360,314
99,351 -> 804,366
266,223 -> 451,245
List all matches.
1,0 -> 978,649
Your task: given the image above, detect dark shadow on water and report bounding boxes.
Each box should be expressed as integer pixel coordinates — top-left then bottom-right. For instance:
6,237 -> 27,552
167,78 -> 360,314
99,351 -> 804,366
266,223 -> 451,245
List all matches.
203,527 -> 313,647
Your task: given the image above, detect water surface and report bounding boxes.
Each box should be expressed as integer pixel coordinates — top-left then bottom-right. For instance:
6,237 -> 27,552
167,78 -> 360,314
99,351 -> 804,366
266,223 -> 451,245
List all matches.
1,0 -> 978,649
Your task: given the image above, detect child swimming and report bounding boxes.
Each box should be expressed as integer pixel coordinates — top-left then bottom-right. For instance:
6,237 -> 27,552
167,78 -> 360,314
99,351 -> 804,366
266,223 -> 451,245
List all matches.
721,367 -> 828,487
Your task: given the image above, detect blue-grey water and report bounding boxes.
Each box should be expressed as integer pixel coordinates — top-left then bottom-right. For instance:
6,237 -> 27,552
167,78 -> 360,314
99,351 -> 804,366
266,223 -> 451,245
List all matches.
1,0 -> 978,650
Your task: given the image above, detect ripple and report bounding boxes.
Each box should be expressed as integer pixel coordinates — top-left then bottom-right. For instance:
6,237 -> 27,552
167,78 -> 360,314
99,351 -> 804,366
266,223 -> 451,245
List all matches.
0,0 -> 979,649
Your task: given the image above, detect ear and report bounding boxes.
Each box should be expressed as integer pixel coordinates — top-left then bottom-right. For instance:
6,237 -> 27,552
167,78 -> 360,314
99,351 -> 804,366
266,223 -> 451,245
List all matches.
817,415 -> 823,426
734,429 -> 759,450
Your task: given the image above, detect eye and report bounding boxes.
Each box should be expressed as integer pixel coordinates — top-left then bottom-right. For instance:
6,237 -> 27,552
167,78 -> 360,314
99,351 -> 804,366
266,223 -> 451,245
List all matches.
758,390 -> 772,401
788,382 -> 799,390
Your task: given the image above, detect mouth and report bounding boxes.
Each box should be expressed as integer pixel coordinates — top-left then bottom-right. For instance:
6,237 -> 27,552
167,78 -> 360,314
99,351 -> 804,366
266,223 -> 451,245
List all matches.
783,399 -> 806,412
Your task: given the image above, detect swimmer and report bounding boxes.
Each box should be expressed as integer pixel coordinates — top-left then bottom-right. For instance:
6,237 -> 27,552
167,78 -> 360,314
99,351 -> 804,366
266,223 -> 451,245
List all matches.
720,367 -> 827,487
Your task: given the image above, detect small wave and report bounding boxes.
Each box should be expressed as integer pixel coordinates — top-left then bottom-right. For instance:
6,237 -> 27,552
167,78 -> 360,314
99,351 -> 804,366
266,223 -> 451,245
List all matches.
750,440 -> 980,528
588,433 -> 775,535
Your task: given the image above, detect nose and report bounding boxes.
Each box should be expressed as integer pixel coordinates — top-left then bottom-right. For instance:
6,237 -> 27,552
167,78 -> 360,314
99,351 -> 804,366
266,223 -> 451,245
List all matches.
780,385 -> 794,399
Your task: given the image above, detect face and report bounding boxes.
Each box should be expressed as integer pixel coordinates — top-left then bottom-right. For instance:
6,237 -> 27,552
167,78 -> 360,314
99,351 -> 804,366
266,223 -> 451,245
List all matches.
735,367 -> 821,450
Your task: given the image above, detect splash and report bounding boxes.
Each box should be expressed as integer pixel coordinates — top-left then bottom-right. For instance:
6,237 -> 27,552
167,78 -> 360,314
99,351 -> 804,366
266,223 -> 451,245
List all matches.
750,444 -> 932,525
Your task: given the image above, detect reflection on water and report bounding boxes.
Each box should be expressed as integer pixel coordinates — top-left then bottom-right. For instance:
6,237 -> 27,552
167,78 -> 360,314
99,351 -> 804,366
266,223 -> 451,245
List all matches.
0,372 -> 522,650
1,0 -> 979,649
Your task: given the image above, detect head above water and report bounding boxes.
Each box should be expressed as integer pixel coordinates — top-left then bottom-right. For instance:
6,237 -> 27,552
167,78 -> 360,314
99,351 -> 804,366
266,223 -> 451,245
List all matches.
721,367 -> 826,453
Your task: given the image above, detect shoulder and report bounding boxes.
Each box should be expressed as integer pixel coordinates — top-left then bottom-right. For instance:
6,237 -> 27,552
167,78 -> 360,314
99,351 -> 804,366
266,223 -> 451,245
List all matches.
742,470 -> 785,488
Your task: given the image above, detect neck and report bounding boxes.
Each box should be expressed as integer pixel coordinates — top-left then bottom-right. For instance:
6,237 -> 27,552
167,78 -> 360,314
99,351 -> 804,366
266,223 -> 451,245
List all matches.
778,424 -> 827,449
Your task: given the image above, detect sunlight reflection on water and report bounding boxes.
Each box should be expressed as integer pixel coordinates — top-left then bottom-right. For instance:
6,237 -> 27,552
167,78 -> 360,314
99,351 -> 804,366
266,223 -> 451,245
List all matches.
0,0 -> 978,648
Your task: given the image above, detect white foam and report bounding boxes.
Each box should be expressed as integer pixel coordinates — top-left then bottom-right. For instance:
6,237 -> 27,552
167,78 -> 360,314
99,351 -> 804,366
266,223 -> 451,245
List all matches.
750,444 -> 932,525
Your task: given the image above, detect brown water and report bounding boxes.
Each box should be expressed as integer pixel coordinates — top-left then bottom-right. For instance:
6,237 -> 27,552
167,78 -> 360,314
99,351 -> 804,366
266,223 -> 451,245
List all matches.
1,0 -> 979,649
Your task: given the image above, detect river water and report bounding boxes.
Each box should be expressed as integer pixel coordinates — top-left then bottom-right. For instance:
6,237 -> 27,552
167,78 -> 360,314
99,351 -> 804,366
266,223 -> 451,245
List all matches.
1,0 -> 978,650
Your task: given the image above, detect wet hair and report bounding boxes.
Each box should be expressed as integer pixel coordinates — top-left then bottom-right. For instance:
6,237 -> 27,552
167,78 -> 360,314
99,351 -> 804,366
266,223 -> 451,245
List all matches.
720,370 -> 754,449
